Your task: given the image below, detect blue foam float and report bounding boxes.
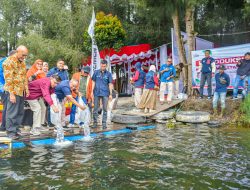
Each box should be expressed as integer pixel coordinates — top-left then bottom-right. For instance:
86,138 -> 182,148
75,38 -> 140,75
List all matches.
0,125 -> 155,149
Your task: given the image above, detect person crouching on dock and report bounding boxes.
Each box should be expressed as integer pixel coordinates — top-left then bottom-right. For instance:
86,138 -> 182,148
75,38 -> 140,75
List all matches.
26,75 -> 62,135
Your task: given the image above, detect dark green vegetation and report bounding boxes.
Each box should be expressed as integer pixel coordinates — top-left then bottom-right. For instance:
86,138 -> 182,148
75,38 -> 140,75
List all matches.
240,96 -> 250,126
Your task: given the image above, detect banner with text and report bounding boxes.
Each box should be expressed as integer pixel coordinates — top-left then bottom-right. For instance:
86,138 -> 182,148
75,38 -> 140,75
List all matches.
192,43 -> 250,89
91,42 -> 101,74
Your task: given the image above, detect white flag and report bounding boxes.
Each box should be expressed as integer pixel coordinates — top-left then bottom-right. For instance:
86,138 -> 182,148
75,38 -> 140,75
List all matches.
88,9 -> 96,40
160,44 -> 167,66
87,8 -> 101,76
91,41 -> 101,76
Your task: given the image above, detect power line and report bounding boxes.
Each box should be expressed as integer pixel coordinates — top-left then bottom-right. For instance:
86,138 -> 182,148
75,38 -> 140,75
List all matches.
197,30 -> 250,37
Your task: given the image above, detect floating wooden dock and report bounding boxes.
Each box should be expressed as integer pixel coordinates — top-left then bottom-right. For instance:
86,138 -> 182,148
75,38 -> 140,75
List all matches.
114,99 -> 184,117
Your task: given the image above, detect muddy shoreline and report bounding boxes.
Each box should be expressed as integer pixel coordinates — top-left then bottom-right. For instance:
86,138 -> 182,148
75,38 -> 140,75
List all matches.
115,96 -> 249,127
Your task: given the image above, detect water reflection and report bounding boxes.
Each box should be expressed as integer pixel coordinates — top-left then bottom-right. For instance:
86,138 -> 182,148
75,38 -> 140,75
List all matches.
0,124 -> 249,189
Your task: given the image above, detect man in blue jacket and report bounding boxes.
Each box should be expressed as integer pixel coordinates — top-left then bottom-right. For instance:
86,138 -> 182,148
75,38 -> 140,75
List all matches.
198,50 -> 216,99
46,58 -> 69,126
233,52 -> 250,99
0,50 -> 16,131
159,58 -> 176,104
131,62 -> 146,108
47,59 -> 69,81
213,65 -> 230,117
92,59 -> 113,129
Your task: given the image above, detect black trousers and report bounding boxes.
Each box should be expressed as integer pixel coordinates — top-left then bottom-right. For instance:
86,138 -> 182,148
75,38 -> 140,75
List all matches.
5,92 -> 24,134
0,92 -> 8,130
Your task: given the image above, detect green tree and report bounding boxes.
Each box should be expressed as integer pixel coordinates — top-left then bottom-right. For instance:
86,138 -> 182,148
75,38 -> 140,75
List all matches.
0,0 -> 30,53
83,11 -> 126,55
18,33 -> 84,70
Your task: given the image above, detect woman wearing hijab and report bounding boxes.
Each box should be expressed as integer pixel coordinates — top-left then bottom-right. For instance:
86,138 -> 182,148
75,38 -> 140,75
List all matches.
138,65 -> 159,113
27,59 -> 46,82
131,62 -> 146,108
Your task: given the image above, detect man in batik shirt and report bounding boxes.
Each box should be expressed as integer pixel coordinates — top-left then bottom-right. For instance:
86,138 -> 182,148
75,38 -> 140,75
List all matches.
3,45 -> 29,139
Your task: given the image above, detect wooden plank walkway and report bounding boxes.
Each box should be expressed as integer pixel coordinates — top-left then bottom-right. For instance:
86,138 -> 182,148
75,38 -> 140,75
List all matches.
114,99 -> 184,117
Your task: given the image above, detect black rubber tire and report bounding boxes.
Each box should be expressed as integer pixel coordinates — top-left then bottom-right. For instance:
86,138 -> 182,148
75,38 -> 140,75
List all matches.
208,121 -> 221,127
176,111 -> 210,123
151,110 -> 175,120
155,120 -> 167,124
112,114 -> 147,124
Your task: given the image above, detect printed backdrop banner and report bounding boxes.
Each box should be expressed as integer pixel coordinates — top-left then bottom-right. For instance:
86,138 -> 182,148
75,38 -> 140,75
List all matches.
192,43 -> 250,89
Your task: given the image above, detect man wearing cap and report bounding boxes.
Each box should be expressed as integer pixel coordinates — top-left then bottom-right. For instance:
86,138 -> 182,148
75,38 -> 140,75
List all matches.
233,52 -> 250,99
70,65 -> 93,125
92,59 -> 113,129
213,65 -> 230,117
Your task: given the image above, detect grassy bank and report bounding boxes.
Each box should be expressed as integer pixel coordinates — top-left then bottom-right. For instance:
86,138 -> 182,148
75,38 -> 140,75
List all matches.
181,97 -> 250,127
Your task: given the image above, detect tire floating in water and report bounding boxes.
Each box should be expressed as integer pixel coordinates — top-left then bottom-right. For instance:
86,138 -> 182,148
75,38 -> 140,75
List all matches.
112,114 -> 147,124
208,120 -> 221,127
150,110 -> 175,120
176,111 -> 210,123
126,126 -> 138,130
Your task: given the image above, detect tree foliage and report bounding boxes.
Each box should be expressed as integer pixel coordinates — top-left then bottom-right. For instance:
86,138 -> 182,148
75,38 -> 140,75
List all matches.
18,33 -> 84,68
83,12 -> 126,55
0,0 -> 30,52
0,0 -> 249,59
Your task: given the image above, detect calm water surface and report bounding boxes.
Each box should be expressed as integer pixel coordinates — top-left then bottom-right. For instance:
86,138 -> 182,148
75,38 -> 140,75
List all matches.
0,124 -> 250,190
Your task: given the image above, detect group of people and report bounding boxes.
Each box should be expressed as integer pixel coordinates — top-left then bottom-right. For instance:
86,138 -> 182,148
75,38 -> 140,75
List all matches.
131,50 -> 250,117
0,45 -> 249,139
0,45 -> 114,139
131,58 -> 183,113
198,50 -> 250,116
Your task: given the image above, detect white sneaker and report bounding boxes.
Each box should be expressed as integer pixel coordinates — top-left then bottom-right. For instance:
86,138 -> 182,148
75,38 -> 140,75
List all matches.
149,109 -> 156,113
38,127 -> 49,132
67,124 -> 75,128
30,129 -> 41,136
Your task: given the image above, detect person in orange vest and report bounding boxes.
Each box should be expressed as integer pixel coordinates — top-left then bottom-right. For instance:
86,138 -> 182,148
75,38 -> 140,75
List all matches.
69,66 -> 93,126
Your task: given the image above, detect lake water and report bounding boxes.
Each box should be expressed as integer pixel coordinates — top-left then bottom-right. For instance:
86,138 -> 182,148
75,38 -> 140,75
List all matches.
0,124 -> 250,189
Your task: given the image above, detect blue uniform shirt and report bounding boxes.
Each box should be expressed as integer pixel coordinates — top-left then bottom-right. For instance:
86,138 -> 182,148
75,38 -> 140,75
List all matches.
0,57 -> 7,92
55,80 -> 71,101
159,64 -> 176,82
92,69 -> 112,97
201,57 -> 215,74
47,67 -> 69,81
145,71 -> 156,89
215,72 -> 230,93
134,62 -> 146,88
